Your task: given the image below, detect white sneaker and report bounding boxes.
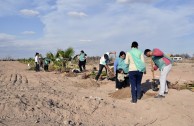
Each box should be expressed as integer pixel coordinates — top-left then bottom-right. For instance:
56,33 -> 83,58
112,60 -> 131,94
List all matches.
115,88 -> 119,91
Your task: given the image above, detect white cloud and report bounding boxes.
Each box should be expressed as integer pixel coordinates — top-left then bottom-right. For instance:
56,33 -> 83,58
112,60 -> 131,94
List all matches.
0,33 -> 15,42
67,11 -> 88,18
0,0 -> 27,17
116,0 -> 156,4
21,31 -> 36,35
116,0 -> 129,4
37,0 -> 194,56
1,0 -> 194,58
19,9 -> 40,16
0,33 -> 16,48
33,1 -> 57,12
0,33 -> 38,48
79,39 -> 92,42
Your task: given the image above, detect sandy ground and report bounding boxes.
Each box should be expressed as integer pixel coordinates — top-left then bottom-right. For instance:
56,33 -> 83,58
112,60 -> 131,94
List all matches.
0,61 -> 194,126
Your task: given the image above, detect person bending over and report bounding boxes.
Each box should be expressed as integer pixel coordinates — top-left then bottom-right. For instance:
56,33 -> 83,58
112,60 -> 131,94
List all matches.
144,48 -> 173,98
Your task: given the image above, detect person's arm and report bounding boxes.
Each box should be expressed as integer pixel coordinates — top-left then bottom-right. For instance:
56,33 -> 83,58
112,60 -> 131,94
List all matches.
125,52 -> 130,64
105,65 -> 113,75
84,54 -> 87,59
141,53 -> 146,74
141,53 -> 145,64
73,54 -> 78,59
153,65 -> 158,71
114,59 -> 118,74
153,48 -> 164,56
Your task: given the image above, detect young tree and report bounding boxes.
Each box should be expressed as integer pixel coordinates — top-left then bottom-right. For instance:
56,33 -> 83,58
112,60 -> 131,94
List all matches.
64,47 -> 75,59
46,52 -> 55,61
54,47 -> 75,72
55,49 -> 65,59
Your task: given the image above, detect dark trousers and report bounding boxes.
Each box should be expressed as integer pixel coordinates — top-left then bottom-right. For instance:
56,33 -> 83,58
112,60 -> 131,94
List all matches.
35,62 -> 40,72
115,71 -> 130,89
129,71 -> 143,102
44,64 -> 48,71
95,64 -> 107,80
79,60 -> 86,72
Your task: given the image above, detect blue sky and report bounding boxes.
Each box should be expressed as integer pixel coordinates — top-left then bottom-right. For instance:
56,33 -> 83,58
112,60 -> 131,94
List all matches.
0,0 -> 194,58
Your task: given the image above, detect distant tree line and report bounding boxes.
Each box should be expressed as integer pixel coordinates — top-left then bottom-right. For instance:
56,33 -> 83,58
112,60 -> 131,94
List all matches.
1,52 -> 194,61
171,53 -> 193,59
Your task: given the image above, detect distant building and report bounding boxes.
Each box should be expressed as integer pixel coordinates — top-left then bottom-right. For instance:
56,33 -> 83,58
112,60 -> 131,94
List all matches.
172,57 -> 183,62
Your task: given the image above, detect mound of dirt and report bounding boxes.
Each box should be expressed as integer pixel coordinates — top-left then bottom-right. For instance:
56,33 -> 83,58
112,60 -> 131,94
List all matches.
64,72 -> 77,77
109,87 -> 131,99
73,79 -> 100,88
109,87 -> 158,99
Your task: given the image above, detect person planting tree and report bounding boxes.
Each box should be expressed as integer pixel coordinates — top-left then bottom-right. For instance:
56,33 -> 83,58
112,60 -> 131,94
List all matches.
144,48 -> 173,98
95,51 -> 116,81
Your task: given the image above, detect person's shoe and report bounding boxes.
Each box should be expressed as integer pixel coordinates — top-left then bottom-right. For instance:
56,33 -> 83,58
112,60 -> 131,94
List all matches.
154,95 -> 165,98
137,97 -> 141,100
137,95 -> 142,100
164,92 -> 168,94
137,91 -> 144,100
115,88 -> 119,91
130,100 -> 137,104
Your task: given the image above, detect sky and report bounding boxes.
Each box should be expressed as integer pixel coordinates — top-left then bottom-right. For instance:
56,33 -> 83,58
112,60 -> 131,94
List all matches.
0,0 -> 194,58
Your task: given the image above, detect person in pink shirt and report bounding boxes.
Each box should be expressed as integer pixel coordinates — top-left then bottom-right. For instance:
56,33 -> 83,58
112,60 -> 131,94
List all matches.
144,48 -> 173,98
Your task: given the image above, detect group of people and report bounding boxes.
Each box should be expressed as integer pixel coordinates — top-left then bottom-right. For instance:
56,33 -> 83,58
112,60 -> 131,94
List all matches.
34,52 -> 50,72
95,41 -> 173,104
34,41 -> 173,104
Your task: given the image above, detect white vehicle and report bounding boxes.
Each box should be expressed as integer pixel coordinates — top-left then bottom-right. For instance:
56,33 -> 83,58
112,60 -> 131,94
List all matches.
172,57 -> 183,62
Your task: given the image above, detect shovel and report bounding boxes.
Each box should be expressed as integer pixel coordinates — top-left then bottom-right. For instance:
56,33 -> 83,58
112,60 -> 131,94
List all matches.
106,65 -> 115,80
150,58 -> 159,91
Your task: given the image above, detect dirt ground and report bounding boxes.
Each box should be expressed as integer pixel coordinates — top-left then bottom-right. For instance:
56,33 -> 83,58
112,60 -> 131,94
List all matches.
0,61 -> 194,126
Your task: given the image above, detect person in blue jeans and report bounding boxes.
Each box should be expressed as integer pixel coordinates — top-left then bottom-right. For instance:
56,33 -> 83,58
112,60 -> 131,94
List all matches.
114,51 -> 129,90
125,41 -> 146,103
